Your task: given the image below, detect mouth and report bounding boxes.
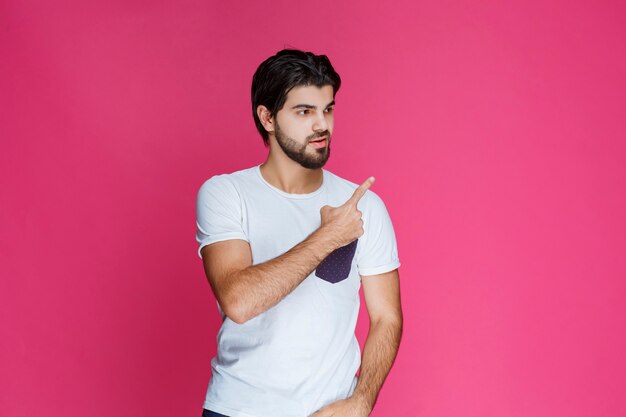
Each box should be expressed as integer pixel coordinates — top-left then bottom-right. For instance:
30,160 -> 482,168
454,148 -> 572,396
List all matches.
308,137 -> 328,149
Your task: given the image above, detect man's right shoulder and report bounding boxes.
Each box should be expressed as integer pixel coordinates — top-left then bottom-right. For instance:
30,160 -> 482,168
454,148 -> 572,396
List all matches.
198,166 -> 257,196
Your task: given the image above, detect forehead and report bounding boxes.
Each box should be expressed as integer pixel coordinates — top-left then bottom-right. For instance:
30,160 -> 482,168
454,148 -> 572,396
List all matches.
284,84 -> 334,105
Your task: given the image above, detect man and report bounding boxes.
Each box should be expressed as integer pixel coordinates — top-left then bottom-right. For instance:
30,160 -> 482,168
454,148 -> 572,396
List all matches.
195,49 -> 402,417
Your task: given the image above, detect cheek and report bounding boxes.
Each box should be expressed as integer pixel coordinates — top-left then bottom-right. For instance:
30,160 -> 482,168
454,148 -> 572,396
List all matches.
285,117 -> 307,133
277,118 -> 299,137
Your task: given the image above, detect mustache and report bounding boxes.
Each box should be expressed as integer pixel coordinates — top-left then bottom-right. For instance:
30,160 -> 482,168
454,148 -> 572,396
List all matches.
308,132 -> 330,141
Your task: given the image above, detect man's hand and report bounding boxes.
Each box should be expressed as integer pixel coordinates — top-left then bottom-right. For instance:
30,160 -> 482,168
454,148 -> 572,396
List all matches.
309,396 -> 371,417
319,176 -> 375,249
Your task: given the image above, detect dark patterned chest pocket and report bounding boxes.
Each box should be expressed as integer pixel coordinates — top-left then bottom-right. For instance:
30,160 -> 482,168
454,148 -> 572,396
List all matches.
315,239 -> 358,283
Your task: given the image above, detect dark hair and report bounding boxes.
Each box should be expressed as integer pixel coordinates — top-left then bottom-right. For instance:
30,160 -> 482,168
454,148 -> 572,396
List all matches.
251,49 -> 342,146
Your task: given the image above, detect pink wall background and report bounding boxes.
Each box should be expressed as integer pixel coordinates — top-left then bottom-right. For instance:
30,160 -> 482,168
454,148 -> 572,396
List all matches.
2,1 -> 625,416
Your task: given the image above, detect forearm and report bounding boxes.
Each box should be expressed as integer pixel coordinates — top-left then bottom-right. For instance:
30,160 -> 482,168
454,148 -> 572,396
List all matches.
227,227 -> 337,323
351,317 -> 403,413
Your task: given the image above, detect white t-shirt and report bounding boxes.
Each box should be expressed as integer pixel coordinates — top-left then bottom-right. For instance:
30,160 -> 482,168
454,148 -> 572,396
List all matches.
195,164 -> 400,417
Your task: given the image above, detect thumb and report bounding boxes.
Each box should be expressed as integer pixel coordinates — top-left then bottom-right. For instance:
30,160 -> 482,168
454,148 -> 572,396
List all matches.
320,204 -> 332,213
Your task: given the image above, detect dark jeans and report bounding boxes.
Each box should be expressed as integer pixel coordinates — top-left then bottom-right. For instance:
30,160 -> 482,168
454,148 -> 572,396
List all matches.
202,409 -> 229,417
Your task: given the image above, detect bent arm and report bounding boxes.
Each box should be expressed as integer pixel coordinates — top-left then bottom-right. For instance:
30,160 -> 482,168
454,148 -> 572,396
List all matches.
200,178 -> 375,325
351,269 -> 403,414
201,228 -> 337,324
308,269 -> 403,417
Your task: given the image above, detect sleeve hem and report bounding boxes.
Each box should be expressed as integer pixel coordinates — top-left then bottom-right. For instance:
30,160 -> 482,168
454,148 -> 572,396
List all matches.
358,260 -> 401,277
197,234 -> 250,258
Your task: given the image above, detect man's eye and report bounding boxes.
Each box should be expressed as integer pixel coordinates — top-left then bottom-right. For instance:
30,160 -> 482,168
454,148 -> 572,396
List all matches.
325,107 -> 334,113
298,110 -> 309,115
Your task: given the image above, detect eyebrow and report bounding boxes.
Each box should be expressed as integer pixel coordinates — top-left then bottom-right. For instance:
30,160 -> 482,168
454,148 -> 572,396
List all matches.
290,100 -> 335,110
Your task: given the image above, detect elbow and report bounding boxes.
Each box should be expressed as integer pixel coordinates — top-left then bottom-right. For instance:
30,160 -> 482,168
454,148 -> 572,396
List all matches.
220,296 -> 253,325
371,312 -> 403,332
214,274 -> 253,325
224,308 -> 248,325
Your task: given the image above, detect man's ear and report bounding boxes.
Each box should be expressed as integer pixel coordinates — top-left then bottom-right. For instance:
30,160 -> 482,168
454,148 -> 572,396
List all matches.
257,105 -> 275,134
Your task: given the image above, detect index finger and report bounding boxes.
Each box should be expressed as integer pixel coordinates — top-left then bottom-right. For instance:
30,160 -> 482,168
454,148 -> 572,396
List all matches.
345,176 -> 375,206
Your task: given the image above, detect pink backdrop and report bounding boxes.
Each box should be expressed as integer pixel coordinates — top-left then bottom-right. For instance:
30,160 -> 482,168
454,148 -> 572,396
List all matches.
1,1 -> 625,416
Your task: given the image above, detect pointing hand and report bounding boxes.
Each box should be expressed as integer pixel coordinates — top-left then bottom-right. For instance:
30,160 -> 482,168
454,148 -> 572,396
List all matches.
319,177 -> 375,250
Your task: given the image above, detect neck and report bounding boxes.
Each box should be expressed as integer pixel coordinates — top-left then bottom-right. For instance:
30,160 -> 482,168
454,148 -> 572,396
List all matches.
259,145 -> 323,195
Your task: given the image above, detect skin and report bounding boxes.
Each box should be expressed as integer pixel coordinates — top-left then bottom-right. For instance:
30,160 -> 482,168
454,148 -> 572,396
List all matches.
200,84 -> 402,416
259,84 -> 336,193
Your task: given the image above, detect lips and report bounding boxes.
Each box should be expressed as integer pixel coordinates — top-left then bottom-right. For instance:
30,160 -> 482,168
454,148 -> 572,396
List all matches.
309,137 -> 327,149
310,137 -> 327,143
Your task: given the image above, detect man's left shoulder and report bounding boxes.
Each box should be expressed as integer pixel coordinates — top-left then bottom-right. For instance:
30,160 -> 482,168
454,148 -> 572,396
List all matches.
324,169 -> 383,206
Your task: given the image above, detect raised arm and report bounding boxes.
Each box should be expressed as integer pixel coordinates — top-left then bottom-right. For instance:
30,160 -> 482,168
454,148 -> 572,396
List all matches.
200,177 -> 376,324
201,230 -> 331,324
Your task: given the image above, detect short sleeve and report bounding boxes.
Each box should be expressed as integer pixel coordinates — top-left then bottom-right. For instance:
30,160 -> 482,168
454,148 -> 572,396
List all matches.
195,175 -> 248,259
356,191 -> 401,276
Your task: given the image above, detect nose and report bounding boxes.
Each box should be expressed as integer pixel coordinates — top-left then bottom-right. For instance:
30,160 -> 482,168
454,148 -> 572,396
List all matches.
312,111 -> 329,132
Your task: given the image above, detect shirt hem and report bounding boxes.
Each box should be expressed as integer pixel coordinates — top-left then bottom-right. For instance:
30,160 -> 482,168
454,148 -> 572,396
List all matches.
197,234 -> 250,258
203,401 -> 270,417
358,259 -> 401,276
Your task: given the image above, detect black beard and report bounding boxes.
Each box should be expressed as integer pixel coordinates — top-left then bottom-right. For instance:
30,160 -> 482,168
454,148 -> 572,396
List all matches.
274,121 -> 331,169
